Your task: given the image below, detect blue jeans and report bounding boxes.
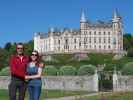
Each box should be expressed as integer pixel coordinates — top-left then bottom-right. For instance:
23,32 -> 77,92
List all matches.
28,85 -> 41,100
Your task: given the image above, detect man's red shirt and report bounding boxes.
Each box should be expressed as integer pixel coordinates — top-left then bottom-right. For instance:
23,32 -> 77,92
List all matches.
10,55 -> 29,78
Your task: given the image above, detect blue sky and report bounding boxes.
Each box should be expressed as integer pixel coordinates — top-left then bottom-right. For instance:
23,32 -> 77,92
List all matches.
0,0 -> 132,47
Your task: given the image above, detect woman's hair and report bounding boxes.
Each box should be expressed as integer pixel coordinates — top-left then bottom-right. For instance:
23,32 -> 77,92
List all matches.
30,50 -> 41,66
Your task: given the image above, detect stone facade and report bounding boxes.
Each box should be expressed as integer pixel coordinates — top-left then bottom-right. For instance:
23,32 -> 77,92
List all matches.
34,10 -> 124,54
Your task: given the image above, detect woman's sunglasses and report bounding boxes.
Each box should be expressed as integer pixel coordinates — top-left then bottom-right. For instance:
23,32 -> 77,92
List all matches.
31,53 -> 38,56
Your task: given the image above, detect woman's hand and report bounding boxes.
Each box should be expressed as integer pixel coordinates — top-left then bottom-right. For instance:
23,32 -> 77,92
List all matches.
25,75 -> 29,79
39,63 -> 44,68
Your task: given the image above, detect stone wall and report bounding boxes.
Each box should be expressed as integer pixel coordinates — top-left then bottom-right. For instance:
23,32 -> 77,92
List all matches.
113,72 -> 133,91
0,74 -> 98,92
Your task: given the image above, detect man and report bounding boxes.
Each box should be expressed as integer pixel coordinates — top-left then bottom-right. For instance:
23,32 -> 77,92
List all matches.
9,43 -> 29,100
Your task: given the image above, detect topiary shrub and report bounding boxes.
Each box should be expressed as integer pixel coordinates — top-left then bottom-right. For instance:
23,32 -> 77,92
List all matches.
59,66 -> 77,76
0,67 -> 10,76
77,64 -> 96,76
122,62 -> 133,75
43,65 -> 58,76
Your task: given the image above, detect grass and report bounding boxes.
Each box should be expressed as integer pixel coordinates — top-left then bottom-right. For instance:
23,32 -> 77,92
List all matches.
82,92 -> 133,100
1,89 -> 133,100
0,89 -> 89,100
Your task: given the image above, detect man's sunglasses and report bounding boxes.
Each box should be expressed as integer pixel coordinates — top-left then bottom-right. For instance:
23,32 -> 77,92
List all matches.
17,47 -> 23,50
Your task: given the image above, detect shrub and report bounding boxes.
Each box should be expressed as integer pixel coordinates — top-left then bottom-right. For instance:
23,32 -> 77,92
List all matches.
77,64 -> 96,76
59,66 -> 77,76
127,48 -> 133,57
122,62 -> 133,75
103,64 -> 116,71
0,67 -> 10,76
43,65 -> 58,76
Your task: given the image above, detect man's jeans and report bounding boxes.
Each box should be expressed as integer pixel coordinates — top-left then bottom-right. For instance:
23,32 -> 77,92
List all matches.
8,76 -> 27,100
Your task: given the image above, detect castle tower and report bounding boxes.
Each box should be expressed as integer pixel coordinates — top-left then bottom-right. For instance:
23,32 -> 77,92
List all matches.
112,9 -> 123,54
80,9 -> 87,30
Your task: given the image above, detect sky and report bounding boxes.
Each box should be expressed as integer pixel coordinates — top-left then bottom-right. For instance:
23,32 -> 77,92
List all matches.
0,0 -> 132,47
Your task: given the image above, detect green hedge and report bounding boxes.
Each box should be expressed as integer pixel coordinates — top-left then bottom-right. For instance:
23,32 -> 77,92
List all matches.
59,66 -> 77,76
77,64 -> 96,76
0,67 -> 10,76
43,65 -> 58,76
122,62 -> 133,75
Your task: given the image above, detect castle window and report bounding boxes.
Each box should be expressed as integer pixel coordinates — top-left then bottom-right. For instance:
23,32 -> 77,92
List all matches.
108,38 -> 110,43
89,31 -> 91,35
108,45 -> 111,49
99,45 -> 101,49
99,32 -> 101,35
99,38 -> 101,43
84,31 -> 87,35
58,40 -> 60,44
90,45 -> 91,48
58,47 -> 60,51
104,38 -> 106,43
89,37 -> 91,43
94,45 -> 96,49
74,45 -> 76,49
74,39 -> 76,43
108,32 -> 110,35
84,38 -> 87,44
104,32 -> 106,35
94,31 -> 96,35
85,45 -> 87,49
104,45 -> 106,49
94,37 -> 96,43
79,42 -> 81,46
65,39 -> 68,44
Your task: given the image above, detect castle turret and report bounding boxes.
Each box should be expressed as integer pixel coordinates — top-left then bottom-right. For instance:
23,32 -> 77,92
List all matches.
112,9 -> 123,54
80,10 -> 87,30
112,9 -> 122,32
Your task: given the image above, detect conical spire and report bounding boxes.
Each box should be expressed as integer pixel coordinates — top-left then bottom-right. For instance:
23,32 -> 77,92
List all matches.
113,9 -> 120,19
80,9 -> 86,22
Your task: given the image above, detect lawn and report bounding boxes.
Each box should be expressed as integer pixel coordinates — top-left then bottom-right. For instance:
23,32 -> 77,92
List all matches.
82,92 -> 133,100
1,89 -> 133,100
0,89 -> 89,100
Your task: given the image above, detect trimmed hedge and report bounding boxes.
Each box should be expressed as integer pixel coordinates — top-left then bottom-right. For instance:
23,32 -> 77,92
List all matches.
77,64 -> 96,76
122,62 -> 133,75
59,66 -> 77,76
0,67 -> 10,76
43,65 -> 58,76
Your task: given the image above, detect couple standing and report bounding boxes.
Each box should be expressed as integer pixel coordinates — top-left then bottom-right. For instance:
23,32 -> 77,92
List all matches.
9,43 -> 44,100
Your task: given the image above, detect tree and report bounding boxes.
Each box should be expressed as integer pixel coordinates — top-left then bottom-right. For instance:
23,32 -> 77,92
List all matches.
4,42 -> 12,51
123,33 -> 133,50
0,48 -> 8,71
127,48 -> 133,57
24,40 -> 34,55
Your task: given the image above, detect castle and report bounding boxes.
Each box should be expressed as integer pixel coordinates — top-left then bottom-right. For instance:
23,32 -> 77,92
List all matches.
34,10 -> 124,54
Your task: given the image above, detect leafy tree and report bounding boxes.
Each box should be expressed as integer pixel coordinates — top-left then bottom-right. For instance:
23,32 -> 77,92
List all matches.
127,48 -> 133,57
0,48 -> 8,71
4,42 -> 12,51
123,33 -> 133,50
24,40 -> 34,55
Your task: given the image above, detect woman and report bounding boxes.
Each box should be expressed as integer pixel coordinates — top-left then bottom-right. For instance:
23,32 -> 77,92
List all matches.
25,50 -> 44,100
